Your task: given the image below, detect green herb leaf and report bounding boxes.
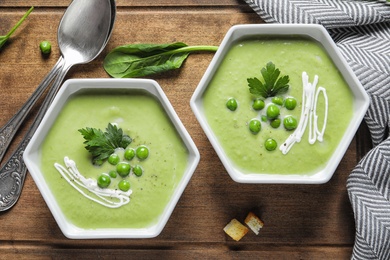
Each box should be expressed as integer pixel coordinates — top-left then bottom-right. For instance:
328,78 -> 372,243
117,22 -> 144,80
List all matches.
103,43 -> 218,78
247,62 -> 290,98
0,6 -> 34,50
79,123 -> 132,165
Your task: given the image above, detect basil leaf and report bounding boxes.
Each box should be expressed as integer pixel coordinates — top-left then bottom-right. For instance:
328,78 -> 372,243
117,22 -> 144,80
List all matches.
109,42 -> 188,56
103,43 -> 218,78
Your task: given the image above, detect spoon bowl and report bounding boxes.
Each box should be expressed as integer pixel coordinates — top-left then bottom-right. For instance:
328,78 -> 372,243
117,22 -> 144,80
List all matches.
0,0 -> 116,163
58,0 -> 111,68
0,0 -> 115,211
56,0 -> 112,80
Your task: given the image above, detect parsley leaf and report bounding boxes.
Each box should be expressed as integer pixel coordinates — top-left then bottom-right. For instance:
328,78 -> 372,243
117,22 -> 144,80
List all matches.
79,123 -> 132,165
247,62 -> 290,98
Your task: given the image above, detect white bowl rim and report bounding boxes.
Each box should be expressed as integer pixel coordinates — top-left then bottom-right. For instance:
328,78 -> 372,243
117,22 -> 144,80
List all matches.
24,78 -> 200,239
190,24 -> 370,184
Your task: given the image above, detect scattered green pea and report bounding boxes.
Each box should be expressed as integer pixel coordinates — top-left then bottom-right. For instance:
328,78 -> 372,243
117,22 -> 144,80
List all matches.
226,98 -> 238,111
116,162 -> 131,177
124,148 -> 135,161
261,115 -> 268,122
283,115 -> 298,130
133,165 -> 143,177
272,96 -> 284,106
284,97 -> 297,110
108,153 -> 120,165
97,174 -> 111,188
118,180 -> 131,192
108,170 -> 117,178
39,40 -> 51,54
136,145 -> 149,160
270,118 -> 281,128
252,98 -> 265,111
265,138 -> 277,151
266,104 -> 280,119
249,119 -> 261,134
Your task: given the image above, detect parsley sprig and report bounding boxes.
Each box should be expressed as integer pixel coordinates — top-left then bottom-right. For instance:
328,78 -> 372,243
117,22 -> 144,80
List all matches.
79,123 -> 132,165
247,62 -> 290,98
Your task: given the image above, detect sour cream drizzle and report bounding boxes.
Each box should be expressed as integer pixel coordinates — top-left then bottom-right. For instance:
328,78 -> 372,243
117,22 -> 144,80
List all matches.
54,157 -> 132,208
280,72 -> 328,154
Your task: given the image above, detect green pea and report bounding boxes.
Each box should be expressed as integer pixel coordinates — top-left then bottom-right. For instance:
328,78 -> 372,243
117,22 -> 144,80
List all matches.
118,180 -> 131,192
252,99 -> 265,110
284,97 -> 297,110
124,148 -> 135,161
283,116 -> 298,130
272,96 -> 284,106
266,104 -> 280,119
265,138 -> 277,151
97,174 -> 111,188
226,98 -> 238,111
261,115 -> 268,122
249,119 -> 261,134
136,145 -> 149,160
108,153 -> 120,165
39,40 -> 51,54
270,118 -> 281,128
116,162 -> 131,177
133,165 -> 143,177
108,170 -> 117,178
94,159 -> 104,166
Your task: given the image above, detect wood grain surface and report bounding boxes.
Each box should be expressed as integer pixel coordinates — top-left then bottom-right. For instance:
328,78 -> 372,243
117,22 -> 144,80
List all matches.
0,1 -> 373,259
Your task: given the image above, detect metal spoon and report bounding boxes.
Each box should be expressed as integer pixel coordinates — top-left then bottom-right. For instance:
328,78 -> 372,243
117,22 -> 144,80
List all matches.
0,0 -> 116,163
0,0 -> 115,211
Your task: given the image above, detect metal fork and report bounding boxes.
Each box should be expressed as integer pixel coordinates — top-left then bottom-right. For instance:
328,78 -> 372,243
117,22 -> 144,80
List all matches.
0,57 -> 64,162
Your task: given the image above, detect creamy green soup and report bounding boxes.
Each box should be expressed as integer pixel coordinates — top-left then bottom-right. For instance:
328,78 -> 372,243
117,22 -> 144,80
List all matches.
202,36 -> 354,175
40,90 -> 189,229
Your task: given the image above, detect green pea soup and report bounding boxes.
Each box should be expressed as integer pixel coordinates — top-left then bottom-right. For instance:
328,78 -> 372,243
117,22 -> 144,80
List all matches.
202,36 -> 354,175
40,89 -> 189,229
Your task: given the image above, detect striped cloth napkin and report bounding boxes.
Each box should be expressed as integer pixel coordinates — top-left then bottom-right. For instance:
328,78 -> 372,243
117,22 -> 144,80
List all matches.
243,1 -> 390,259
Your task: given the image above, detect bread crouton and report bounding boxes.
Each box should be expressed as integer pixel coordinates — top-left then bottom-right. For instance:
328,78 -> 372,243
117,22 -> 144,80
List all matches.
244,211 -> 264,235
223,218 -> 249,241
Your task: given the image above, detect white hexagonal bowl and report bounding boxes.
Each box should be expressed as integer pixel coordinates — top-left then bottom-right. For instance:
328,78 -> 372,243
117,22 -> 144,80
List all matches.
23,78 -> 200,239
190,24 -> 370,184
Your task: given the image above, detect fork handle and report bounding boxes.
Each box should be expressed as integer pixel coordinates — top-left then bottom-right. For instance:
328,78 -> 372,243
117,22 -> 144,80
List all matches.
0,61 -> 71,211
0,57 -> 64,163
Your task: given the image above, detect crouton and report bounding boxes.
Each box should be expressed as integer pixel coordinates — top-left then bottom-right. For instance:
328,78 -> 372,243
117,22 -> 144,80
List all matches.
223,218 -> 249,241
244,211 -> 264,235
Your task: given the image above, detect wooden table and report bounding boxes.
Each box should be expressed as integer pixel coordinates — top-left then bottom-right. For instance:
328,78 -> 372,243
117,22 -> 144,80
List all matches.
0,1 -> 372,259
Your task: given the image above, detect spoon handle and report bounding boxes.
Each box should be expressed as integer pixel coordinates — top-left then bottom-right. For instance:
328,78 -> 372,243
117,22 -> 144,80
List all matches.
0,62 -> 71,211
0,57 -> 65,163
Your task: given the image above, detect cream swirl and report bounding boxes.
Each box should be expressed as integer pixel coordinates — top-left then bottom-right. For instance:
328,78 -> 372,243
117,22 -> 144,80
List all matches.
54,157 -> 132,208
280,72 -> 328,154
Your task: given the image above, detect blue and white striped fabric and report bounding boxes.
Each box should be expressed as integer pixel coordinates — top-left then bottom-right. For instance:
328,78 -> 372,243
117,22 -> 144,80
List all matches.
243,1 -> 390,259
